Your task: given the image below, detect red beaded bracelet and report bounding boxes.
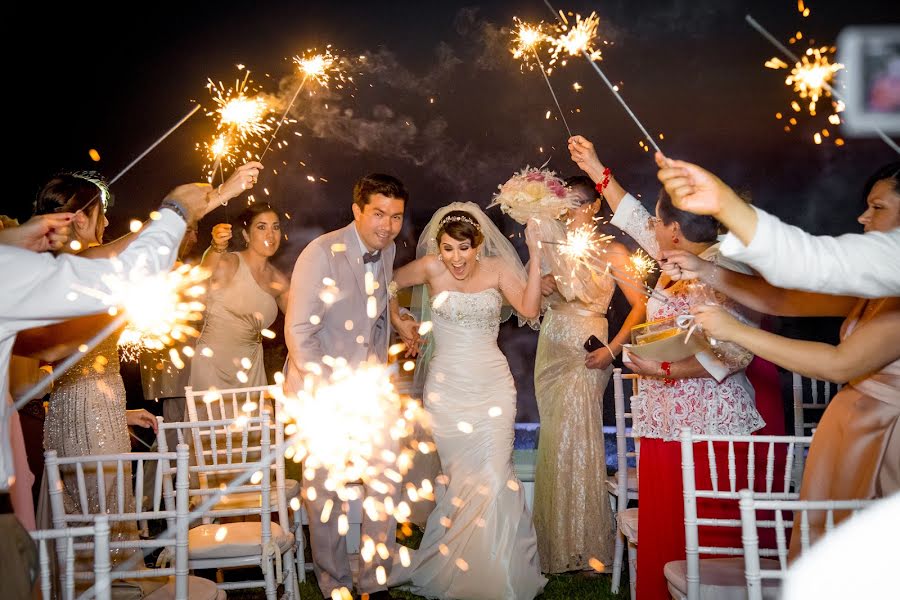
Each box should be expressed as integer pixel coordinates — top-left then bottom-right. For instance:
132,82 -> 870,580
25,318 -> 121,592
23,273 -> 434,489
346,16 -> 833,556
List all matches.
595,167 -> 612,195
661,361 -> 676,386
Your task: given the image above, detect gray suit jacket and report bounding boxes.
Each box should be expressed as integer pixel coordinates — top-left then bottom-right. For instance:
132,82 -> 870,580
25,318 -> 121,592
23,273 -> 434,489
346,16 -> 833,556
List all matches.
283,222 -> 394,395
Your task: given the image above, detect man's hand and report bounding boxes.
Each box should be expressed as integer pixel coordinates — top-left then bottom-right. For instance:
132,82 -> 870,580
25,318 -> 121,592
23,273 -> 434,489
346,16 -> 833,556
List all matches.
393,313 -> 422,357
0,213 -> 73,252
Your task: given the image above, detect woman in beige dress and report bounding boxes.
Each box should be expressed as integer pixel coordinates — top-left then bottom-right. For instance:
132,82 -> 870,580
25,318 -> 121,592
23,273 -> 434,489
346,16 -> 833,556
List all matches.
190,202 -> 289,394
532,176 -> 647,573
672,161 -> 900,557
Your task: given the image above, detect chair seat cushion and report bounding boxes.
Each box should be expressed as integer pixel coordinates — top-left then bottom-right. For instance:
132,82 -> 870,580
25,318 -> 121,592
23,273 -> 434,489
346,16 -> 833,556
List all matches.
189,521 -> 294,559
606,469 -> 639,495
143,575 -> 222,600
664,557 -> 782,600
617,507 -> 639,544
189,478 -> 301,510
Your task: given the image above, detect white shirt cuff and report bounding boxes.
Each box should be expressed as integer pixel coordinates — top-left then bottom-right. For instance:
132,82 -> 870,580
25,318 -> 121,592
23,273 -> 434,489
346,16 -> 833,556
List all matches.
609,193 -> 642,230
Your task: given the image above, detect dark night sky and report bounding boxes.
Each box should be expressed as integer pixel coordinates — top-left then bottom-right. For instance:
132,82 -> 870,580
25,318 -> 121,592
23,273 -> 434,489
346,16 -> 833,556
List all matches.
12,0 -> 900,420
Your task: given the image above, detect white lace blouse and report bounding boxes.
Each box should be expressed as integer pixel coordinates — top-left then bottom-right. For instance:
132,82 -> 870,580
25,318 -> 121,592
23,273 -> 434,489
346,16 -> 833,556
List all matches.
610,194 -> 765,441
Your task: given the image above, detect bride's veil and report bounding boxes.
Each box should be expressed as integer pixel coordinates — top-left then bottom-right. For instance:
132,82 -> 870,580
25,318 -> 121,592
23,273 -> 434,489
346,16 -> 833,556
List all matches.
410,201 -> 536,386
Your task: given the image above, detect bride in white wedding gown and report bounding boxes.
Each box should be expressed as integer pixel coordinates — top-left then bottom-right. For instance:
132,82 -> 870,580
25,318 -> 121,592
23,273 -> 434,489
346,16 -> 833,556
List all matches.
388,203 -> 547,599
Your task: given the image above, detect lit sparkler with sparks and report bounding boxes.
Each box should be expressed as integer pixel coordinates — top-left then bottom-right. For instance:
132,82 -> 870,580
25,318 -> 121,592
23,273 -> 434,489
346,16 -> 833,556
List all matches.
765,41 -> 845,144
627,248 -> 657,281
113,262 -> 209,362
509,17 -> 572,136
547,11 -> 603,67
199,68 -> 276,182
274,362 -> 433,530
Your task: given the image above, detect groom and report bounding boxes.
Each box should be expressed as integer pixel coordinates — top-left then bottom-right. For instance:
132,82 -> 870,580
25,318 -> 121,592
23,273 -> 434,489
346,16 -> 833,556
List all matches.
284,173 -> 416,600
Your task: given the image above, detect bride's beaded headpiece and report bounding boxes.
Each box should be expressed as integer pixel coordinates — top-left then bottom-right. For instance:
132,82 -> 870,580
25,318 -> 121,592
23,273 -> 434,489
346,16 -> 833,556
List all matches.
70,171 -> 112,212
438,214 -> 481,230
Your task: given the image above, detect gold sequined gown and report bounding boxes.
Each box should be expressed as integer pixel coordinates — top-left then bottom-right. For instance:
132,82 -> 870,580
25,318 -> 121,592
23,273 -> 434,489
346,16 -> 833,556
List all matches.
533,219 -> 617,573
44,333 -> 138,564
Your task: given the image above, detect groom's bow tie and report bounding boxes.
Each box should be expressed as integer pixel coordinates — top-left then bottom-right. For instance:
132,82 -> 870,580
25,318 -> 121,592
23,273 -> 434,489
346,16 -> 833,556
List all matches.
363,250 -> 381,264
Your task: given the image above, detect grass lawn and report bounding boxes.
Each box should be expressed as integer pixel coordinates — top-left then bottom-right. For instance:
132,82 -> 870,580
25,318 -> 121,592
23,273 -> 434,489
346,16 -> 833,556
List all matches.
226,521 -> 630,599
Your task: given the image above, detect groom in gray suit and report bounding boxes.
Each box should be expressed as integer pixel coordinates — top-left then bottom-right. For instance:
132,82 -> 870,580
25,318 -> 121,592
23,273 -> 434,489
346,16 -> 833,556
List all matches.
284,173 -> 414,600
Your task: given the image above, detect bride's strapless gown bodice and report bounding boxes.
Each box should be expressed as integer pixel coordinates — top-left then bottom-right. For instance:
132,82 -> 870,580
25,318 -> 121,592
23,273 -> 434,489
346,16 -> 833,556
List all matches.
393,288 -> 546,599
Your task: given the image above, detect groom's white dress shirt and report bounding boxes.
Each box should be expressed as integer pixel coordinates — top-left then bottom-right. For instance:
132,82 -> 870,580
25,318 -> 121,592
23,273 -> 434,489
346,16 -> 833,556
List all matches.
0,209 -> 185,494
719,206 -> 900,298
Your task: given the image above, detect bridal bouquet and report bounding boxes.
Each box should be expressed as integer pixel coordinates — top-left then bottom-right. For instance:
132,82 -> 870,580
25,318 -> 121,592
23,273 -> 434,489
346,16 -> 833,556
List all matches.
488,167 -> 582,224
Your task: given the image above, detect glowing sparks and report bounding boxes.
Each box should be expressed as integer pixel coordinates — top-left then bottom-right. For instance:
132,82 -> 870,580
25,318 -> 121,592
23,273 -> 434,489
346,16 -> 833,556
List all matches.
114,263 -> 209,362
293,46 -> 346,88
198,69 -> 276,180
548,12 -> 603,66
626,249 -> 657,281
510,18 -> 547,70
764,38 -> 844,146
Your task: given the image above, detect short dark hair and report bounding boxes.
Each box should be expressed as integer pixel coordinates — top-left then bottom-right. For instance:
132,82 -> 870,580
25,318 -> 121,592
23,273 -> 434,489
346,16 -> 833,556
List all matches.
862,161 -> 900,203
236,202 -> 279,233
436,210 -> 484,247
657,188 -> 721,244
352,173 -> 408,208
564,175 -> 600,206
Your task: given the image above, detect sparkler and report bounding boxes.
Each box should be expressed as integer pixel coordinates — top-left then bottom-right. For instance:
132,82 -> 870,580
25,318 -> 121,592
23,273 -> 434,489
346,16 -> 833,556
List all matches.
746,15 -> 900,155
200,68 -> 277,182
273,362 -> 433,530
259,47 -> 346,162
543,1 -> 663,156
510,18 -> 572,137
543,228 -> 669,304
14,262 -> 210,406
116,263 -> 209,362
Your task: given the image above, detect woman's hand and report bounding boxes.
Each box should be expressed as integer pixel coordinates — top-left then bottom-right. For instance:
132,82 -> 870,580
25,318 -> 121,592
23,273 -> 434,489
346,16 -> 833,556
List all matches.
622,352 -> 663,377
524,218 -> 541,255
210,223 -> 233,251
660,249 -> 714,282
568,135 -> 606,182
586,347 -> 615,370
540,274 -> 557,296
126,409 -> 158,433
691,305 -> 745,343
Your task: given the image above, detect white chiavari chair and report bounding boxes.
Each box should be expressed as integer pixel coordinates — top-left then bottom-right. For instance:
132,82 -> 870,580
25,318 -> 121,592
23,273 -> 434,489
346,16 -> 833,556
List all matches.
664,428 -> 813,600
30,516 -> 112,600
609,368 -> 641,597
738,489 -> 874,600
44,447 -> 219,600
157,413 -> 299,600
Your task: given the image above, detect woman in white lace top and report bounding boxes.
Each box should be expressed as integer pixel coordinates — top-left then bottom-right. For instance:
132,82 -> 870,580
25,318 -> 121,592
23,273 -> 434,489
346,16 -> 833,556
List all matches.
570,135 -> 764,600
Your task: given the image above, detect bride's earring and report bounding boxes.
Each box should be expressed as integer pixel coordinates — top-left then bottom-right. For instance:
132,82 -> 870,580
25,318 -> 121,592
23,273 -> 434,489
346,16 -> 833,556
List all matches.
438,255 -> 443,262
476,253 -> 481,262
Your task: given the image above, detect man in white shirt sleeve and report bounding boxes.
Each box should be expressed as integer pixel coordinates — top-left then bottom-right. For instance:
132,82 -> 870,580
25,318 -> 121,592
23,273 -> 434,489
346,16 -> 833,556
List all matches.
655,153 -> 900,298
0,162 -> 260,596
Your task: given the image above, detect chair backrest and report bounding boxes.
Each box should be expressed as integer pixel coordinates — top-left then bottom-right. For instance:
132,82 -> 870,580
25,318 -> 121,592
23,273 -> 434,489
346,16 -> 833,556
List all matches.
44,447 -> 190,599
611,368 -> 641,509
678,427 -> 814,600
30,516 -> 112,600
157,413 -> 282,538
791,373 -> 838,437
738,489 -> 873,600
184,383 -> 279,423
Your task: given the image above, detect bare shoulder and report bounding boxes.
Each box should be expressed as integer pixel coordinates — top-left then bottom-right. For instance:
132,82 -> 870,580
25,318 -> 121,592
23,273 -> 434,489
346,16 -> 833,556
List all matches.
420,254 -> 444,276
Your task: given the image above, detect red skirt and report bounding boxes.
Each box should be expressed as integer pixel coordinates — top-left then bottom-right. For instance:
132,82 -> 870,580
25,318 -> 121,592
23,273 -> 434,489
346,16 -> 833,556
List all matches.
635,436 -> 788,600
746,356 -> 786,436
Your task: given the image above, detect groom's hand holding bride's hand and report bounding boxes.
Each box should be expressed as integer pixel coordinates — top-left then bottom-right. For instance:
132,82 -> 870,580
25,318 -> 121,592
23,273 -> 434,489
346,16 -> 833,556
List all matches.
394,313 -> 422,357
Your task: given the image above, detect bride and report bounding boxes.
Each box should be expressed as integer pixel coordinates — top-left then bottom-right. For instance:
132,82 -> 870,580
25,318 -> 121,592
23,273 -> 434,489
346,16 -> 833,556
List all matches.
388,202 -> 547,599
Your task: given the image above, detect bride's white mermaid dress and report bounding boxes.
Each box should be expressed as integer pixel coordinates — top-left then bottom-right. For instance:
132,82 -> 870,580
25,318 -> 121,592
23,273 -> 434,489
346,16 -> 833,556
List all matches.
392,288 -> 546,599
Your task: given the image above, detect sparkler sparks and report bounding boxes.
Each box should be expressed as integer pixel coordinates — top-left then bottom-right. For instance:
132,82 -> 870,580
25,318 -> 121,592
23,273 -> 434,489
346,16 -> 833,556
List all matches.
114,263 -> 209,362
510,18 -> 547,70
293,46 -> 346,88
626,248 -> 657,281
199,68 -> 276,181
547,11 -> 603,66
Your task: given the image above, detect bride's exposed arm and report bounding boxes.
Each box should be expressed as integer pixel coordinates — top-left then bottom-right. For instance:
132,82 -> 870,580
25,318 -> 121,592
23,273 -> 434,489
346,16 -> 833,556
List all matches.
389,256 -> 441,354
497,220 -> 542,320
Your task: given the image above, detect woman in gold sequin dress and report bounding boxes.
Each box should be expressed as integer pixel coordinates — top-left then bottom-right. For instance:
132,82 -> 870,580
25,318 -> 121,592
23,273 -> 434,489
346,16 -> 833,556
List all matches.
532,177 -> 647,573
33,172 -> 159,561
